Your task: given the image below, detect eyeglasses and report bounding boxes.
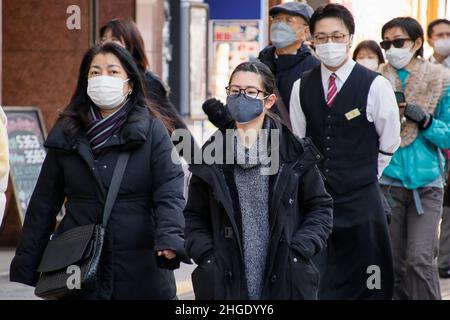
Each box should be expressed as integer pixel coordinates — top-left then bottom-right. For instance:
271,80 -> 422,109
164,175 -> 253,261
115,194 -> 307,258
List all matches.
379,38 -> 412,50
226,86 -> 270,100
313,33 -> 350,44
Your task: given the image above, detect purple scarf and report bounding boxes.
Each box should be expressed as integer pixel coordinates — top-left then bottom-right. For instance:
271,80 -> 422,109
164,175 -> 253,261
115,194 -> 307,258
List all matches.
86,100 -> 132,155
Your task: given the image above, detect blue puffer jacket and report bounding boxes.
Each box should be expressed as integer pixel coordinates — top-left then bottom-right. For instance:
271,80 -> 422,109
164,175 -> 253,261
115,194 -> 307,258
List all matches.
383,69 -> 450,189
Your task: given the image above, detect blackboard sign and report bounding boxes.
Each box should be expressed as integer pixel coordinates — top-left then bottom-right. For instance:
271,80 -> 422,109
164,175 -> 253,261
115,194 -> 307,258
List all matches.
4,107 -> 47,223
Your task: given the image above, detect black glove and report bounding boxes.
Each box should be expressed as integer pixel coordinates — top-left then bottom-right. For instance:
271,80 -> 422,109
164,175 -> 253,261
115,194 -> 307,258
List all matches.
156,253 -> 181,270
404,103 -> 433,130
202,98 -> 233,128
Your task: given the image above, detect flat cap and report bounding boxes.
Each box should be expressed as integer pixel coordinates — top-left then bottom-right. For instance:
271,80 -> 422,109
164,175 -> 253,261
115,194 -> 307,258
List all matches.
269,2 -> 314,22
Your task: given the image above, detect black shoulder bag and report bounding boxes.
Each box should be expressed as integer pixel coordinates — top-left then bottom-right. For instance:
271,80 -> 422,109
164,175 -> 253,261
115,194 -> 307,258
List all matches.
34,152 -> 130,300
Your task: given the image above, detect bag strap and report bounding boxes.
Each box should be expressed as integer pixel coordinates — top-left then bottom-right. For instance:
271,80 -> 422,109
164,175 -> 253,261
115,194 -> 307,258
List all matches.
102,152 -> 130,227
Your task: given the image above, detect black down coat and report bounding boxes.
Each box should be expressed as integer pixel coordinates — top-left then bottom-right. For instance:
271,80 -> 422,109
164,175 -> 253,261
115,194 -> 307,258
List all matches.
10,104 -> 190,300
184,117 -> 333,300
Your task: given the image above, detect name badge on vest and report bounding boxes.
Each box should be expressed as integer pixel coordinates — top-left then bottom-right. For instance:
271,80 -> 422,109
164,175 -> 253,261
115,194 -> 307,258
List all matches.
345,108 -> 361,121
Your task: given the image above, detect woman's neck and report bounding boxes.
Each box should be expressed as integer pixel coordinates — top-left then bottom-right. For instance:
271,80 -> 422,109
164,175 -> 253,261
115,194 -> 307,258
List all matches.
100,99 -> 127,118
401,57 -> 419,71
235,114 -> 266,148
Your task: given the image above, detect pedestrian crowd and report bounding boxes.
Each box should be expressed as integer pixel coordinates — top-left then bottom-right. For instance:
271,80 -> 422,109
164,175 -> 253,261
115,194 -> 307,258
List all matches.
3,3 -> 450,300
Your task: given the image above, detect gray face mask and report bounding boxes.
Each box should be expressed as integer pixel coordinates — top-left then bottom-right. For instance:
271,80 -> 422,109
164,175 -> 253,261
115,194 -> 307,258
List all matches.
227,94 -> 264,124
270,22 -> 297,49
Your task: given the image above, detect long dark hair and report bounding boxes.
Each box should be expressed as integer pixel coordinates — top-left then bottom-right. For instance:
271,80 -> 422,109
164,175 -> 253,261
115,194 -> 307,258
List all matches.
59,43 -> 172,138
100,18 -> 149,72
382,17 -> 424,58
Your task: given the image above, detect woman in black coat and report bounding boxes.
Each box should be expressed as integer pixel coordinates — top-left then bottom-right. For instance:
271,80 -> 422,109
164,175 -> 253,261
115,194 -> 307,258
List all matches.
10,43 -> 189,300
184,61 -> 333,300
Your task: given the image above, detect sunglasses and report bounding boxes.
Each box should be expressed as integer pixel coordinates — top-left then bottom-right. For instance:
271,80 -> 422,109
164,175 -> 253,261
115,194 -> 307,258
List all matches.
379,38 -> 412,50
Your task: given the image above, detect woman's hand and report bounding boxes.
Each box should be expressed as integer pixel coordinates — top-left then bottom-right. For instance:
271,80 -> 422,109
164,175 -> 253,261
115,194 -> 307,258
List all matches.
157,250 -> 177,260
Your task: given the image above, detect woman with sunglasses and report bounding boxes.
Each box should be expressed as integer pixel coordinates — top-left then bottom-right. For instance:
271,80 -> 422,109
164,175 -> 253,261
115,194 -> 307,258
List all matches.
379,17 -> 450,300
184,60 -> 333,300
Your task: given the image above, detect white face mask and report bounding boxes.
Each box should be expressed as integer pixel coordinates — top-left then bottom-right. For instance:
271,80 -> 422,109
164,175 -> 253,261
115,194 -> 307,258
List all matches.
434,38 -> 450,57
87,76 -> 130,110
315,43 -> 349,68
357,58 -> 379,71
385,46 -> 414,69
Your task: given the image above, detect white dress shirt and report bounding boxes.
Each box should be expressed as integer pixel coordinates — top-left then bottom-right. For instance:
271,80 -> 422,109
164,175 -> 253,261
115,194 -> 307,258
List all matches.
289,59 -> 401,178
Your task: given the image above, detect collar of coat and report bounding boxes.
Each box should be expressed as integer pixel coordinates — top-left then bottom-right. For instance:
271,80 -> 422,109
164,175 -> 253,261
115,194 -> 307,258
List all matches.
44,103 -> 152,152
189,116 -> 323,179
259,44 -> 313,73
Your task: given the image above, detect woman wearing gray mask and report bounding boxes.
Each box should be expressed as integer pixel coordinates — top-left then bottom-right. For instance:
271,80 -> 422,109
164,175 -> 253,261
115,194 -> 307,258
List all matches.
185,60 -> 333,300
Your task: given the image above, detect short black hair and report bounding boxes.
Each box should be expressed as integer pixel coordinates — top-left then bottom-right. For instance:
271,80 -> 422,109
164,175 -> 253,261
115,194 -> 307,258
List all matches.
309,3 -> 355,36
381,17 -> 424,57
352,40 -> 385,65
427,19 -> 450,38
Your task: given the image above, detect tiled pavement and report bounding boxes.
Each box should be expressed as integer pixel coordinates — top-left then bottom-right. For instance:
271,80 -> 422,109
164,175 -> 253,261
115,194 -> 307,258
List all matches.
1,248 -> 449,300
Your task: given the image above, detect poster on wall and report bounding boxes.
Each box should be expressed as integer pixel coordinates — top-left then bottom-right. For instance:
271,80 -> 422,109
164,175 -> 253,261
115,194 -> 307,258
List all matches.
209,20 -> 262,103
4,107 -> 47,224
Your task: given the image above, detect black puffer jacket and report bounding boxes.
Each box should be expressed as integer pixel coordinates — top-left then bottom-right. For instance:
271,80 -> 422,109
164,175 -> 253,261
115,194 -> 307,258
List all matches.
184,117 -> 333,300
10,104 -> 190,300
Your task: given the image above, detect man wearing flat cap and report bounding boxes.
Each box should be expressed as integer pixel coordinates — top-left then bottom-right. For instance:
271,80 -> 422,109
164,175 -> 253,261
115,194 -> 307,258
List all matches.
203,1 -> 320,129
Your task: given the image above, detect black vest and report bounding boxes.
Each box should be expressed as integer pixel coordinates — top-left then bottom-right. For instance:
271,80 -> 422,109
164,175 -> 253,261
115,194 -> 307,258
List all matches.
300,64 -> 379,195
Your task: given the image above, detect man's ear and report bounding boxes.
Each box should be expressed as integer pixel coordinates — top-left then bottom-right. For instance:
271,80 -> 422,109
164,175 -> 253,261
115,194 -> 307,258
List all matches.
304,25 -> 311,37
